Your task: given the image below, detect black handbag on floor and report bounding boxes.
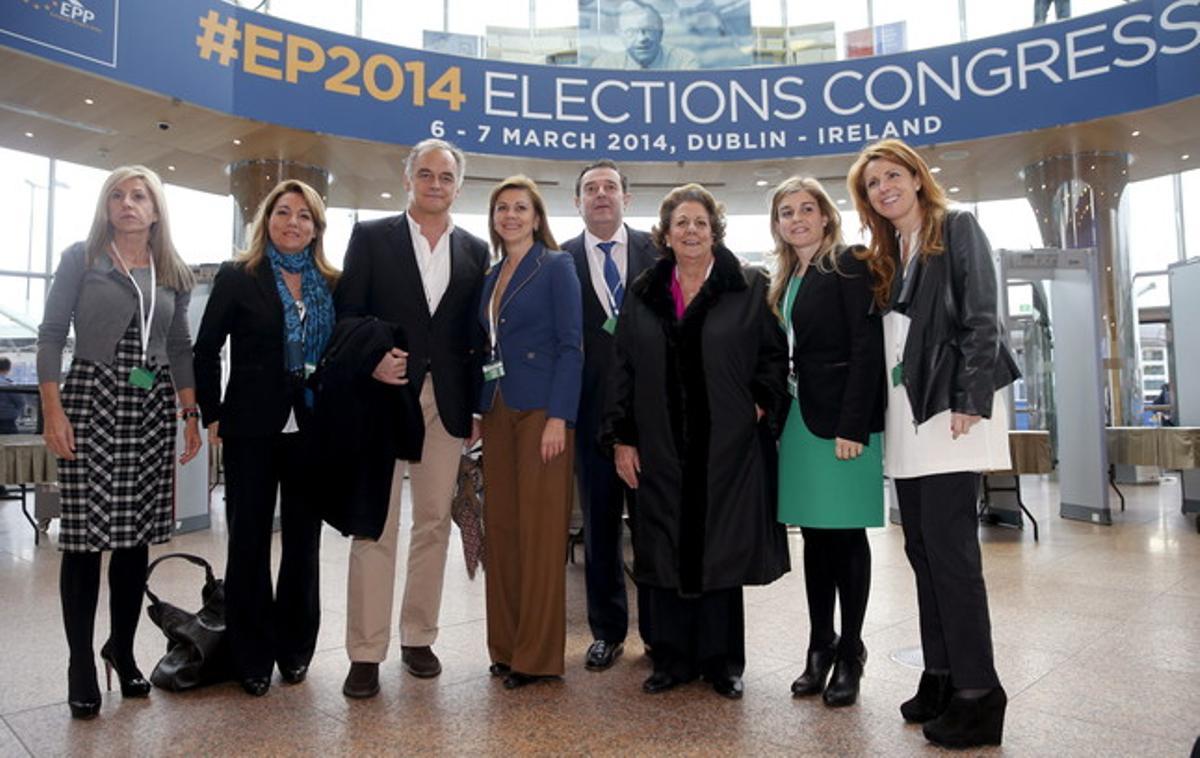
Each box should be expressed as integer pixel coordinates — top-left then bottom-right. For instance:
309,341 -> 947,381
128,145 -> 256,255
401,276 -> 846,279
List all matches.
144,552 -> 234,691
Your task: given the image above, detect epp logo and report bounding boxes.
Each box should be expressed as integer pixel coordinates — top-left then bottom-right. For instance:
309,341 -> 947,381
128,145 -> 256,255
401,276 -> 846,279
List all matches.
59,0 -> 96,26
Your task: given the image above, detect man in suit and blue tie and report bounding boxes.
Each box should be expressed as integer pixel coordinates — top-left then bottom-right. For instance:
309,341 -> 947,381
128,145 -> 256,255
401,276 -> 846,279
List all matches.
561,160 -> 658,671
335,139 -> 489,698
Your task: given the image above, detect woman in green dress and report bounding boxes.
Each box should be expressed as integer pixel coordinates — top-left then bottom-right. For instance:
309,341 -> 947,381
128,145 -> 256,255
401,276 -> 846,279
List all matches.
768,177 -> 884,707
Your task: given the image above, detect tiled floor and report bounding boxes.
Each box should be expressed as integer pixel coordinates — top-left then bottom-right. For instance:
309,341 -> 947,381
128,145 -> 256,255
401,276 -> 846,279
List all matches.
0,474 -> 1197,756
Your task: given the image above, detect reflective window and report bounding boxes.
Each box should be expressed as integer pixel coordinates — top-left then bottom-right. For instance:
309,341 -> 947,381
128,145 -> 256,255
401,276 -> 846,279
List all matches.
361,0 -> 443,49
976,197 -> 1044,252
785,0 -> 869,60
1124,175 -> 1179,275
0,148 -> 50,276
52,161 -> 109,269
265,0 -> 356,36
1183,168 -> 1199,260
323,207 -> 358,270
872,0 -> 962,52
164,184 -> 236,265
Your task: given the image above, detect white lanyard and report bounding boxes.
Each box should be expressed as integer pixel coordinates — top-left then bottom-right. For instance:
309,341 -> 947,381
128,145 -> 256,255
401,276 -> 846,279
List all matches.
110,241 -> 156,365
488,277 -> 502,359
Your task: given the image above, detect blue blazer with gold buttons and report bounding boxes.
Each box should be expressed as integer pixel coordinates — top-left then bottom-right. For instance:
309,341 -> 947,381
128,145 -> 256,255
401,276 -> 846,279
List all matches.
477,242 -> 583,424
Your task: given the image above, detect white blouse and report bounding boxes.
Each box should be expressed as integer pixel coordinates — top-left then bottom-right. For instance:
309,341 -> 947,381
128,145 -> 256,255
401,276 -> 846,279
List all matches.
882,310 -> 1012,479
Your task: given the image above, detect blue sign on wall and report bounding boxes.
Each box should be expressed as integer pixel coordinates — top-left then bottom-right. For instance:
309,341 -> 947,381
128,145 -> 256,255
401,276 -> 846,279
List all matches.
1,0 -> 1197,162
2,0 -> 119,66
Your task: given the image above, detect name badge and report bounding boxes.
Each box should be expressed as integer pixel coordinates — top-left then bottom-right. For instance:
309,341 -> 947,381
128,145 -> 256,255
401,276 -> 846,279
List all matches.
482,360 -> 505,381
129,366 -> 157,390
891,362 -> 904,388
602,316 -> 618,335
787,374 -> 798,398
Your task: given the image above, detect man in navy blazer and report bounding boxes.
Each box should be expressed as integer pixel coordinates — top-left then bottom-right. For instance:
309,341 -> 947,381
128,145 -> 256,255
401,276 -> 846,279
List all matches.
561,160 -> 658,671
335,139 -> 489,697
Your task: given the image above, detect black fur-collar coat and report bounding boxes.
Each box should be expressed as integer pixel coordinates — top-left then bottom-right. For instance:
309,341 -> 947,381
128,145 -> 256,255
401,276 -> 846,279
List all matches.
601,245 -> 791,595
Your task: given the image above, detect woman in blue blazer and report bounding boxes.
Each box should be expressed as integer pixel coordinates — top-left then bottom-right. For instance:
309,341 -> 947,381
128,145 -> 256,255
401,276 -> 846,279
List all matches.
478,175 -> 583,689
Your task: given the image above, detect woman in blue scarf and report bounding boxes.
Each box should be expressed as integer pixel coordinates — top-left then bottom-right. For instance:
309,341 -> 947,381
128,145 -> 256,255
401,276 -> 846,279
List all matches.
194,180 -> 337,696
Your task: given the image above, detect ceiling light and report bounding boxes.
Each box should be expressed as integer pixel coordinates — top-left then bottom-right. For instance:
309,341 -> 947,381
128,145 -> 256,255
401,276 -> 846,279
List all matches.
930,166 -> 942,174
167,165 -> 176,171
1183,154 -> 1191,161
380,191 -> 392,199
232,138 -> 242,145
949,186 -> 961,193
1130,130 -> 1140,137
24,131 -> 33,138
836,199 -> 846,205
754,180 -> 768,187
84,98 -> 95,105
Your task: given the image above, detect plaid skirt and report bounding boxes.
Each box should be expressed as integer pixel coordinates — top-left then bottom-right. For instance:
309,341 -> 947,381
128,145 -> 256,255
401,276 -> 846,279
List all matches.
58,322 -> 177,552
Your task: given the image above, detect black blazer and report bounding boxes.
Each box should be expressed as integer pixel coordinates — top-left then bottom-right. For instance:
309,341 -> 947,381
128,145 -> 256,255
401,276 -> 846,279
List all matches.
561,226 -> 657,442
194,260 -> 308,437
335,213 -> 489,441
786,246 -> 884,444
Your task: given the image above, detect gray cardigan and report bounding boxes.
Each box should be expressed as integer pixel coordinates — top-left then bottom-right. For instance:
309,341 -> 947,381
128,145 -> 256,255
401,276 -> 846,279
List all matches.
37,242 -> 195,390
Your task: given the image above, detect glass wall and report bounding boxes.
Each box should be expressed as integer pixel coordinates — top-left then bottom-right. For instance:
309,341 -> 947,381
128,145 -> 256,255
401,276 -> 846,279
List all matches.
258,0 -> 1139,64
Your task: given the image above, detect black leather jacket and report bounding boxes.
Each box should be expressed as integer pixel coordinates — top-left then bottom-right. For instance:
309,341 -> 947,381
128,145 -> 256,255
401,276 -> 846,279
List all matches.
886,209 -> 1020,424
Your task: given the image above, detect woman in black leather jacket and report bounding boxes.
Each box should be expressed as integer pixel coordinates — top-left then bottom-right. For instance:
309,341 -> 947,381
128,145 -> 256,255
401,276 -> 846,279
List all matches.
847,139 -> 1019,750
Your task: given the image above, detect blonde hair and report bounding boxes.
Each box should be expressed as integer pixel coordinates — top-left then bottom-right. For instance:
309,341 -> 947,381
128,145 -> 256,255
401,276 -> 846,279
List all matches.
488,175 -> 559,256
85,165 -> 194,291
766,176 -> 845,313
846,139 -> 949,308
237,180 -> 338,288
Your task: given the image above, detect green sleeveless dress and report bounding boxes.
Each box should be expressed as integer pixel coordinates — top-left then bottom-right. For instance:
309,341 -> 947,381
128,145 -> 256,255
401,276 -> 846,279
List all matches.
776,274 -> 884,528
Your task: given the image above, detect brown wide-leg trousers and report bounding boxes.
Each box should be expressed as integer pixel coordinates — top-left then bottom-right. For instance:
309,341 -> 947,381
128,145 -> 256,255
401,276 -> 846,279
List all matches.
481,393 -> 575,676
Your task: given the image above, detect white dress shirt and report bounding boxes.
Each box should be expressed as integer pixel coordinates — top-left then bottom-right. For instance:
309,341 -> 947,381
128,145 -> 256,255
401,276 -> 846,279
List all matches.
584,225 -> 629,319
407,213 -> 454,314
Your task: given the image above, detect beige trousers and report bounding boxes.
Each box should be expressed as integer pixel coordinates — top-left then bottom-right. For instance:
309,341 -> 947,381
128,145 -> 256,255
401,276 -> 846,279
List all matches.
345,379 -> 464,661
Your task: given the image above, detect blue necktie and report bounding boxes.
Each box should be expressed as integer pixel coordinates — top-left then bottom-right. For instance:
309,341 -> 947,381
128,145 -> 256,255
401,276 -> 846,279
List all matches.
596,240 -> 624,311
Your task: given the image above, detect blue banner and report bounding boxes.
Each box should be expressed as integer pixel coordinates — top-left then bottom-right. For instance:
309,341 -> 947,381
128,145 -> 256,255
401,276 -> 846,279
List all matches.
2,0 -> 1198,162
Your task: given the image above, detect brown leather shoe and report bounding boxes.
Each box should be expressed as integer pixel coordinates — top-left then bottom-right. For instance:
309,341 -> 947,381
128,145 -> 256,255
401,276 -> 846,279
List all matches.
342,662 -> 380,699
400,646 -> 442,678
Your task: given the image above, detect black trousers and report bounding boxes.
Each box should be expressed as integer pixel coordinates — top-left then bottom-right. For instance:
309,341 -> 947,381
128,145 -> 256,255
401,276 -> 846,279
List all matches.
575,432 -> 652,645
646,585 -> 744,680
223,431 -> 322,680
896,472 -> 1000,690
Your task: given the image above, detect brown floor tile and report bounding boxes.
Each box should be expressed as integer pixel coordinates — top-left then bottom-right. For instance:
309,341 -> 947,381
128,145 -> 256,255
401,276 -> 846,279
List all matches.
1,472 -> 1197,756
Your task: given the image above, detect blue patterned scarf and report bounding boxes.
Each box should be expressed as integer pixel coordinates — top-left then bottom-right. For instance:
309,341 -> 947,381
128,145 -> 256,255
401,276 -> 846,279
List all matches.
266,243 -> 334,398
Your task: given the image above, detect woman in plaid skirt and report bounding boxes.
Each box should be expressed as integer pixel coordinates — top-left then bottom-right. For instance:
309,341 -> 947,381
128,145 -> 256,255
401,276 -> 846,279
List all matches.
37,166 -> 202,719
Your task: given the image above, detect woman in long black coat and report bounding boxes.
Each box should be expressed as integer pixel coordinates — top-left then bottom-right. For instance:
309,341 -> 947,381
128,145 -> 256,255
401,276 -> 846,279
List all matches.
602,183 -> 790,699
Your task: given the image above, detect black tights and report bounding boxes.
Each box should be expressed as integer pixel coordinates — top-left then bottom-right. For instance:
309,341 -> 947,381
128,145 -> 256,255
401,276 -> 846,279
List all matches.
800,527 -> 871,656
60,546 -> 149,680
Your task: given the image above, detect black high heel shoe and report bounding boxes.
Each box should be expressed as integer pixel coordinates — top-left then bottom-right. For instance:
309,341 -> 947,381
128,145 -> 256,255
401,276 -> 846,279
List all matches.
823,645 -> 866,707
67,662 -> 101,720
99,641 -> 151,697
900,670 -> 952,723
791,636 -> 839,696
922,687 -> 1007,748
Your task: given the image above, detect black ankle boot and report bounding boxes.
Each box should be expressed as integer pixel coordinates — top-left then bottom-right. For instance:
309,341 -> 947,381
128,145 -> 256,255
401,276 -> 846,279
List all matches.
99,641 -> 151,697
922,687 -> 1007,748
791,636 -> 838,696
900,670 -> 952,723
822,644 -> 866,707
67,661 -> 101,720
